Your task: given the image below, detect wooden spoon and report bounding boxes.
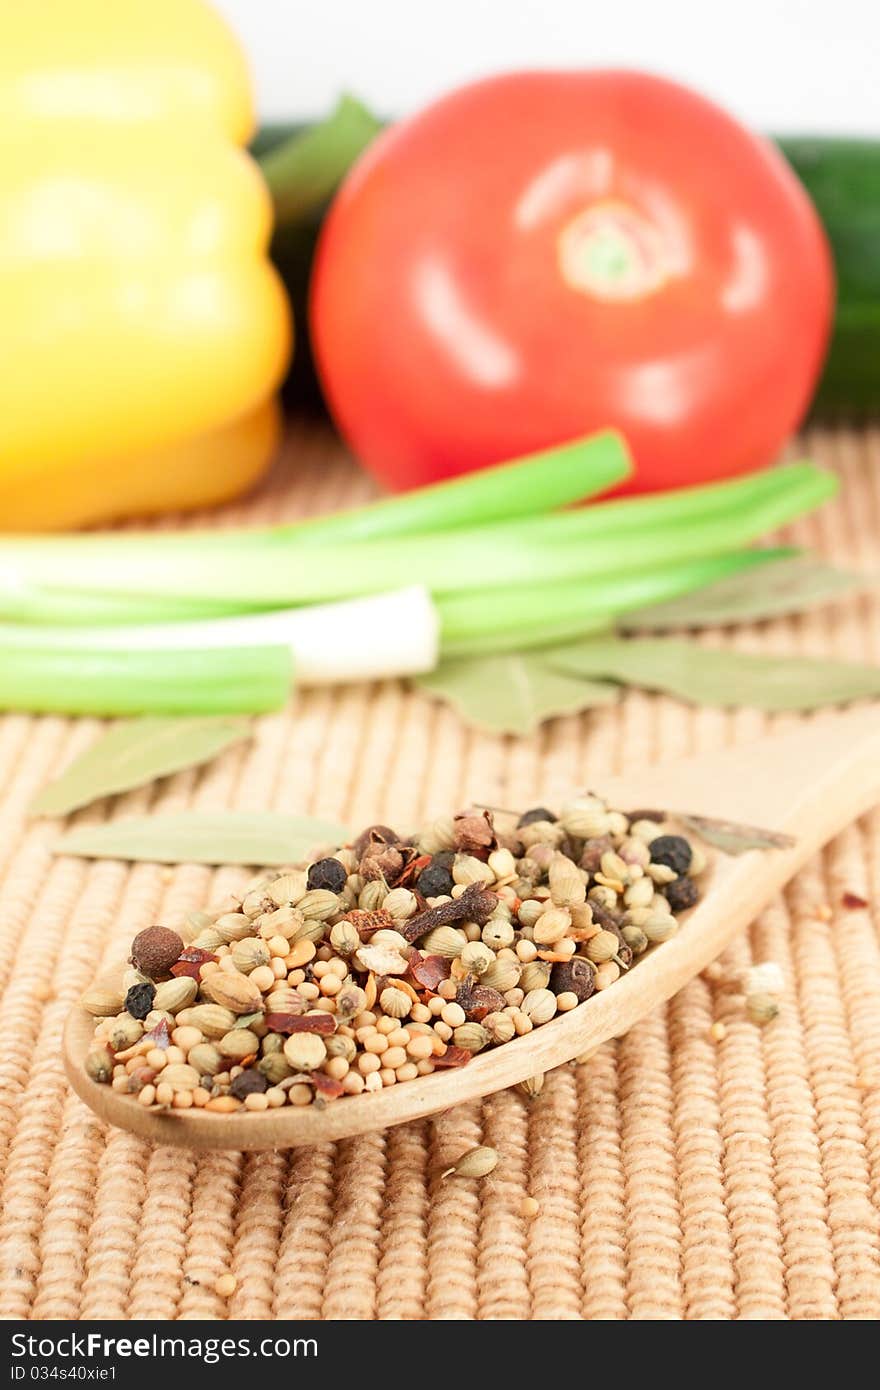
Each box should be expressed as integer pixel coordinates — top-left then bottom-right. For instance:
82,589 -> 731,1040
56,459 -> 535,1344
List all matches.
65,706 -> 880,1150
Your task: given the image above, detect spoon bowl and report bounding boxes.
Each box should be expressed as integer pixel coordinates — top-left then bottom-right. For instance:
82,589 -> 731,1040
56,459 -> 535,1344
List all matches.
65,706 -> 880,1149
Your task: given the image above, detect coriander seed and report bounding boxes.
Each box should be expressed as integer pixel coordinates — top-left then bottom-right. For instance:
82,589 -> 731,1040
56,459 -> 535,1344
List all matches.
521,989 -> 557,1025
441,1146 -> 499,1180
283,1034 -> 327,1071
518,1073 -> 544,1098
79,796 -> 711,1117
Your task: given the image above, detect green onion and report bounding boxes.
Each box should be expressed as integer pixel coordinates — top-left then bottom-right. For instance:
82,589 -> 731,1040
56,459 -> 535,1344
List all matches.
292,429 -> 631,543
0,461 -> 830,606
0,587 -> 438,687
259,94 -> 384,228
457,461 -> 832,551
0,448 -> 840,713
0,645 -> 292,717
0,428 -> 631,563
0,460 -> 830,633
437,549 -> 793,656
519,460 -> 823,539
0,583 -> 241,626
0,455 -> 809,562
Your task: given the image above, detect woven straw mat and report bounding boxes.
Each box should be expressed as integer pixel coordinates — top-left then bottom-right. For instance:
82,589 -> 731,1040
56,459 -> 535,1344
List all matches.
0,421 -> 879,1322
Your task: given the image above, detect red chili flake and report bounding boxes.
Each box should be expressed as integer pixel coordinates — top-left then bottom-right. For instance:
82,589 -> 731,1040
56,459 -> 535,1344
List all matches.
431,1045 -> 471,1068
843,891 -> 869,910
408,953 -> 452,992
397,853 -> 432,887
264,1012 -> 336,1035
143,1018 -> 171,1050
346,908 -> 395,938
171,947 -> 218,979
311,1071 -> 345,1099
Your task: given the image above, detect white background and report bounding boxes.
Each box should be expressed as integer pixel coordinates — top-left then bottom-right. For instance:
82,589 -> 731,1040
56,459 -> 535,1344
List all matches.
215,0 -> 878,133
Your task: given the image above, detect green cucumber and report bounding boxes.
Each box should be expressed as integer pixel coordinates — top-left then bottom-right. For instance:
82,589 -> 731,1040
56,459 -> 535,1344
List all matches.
777,138 -> 880,416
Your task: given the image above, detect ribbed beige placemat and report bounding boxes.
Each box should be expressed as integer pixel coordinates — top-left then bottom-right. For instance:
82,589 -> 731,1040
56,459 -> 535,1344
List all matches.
0,422 -> 878,1321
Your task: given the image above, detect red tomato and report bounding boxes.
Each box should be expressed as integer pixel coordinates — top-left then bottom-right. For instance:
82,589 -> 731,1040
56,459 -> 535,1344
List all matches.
310,71 -> 833,494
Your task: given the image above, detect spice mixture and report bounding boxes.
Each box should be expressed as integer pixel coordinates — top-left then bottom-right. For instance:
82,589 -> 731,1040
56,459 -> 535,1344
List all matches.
81,797 -> 706,1114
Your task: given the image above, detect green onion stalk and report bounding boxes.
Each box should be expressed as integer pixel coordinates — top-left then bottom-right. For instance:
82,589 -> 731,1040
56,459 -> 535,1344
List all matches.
0,645 -> 291,717
0,465 -> 836,609
0,439 -> 839,714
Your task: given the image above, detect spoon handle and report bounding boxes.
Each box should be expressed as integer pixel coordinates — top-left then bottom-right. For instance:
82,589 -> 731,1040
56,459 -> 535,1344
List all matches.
597,705 -> 880,838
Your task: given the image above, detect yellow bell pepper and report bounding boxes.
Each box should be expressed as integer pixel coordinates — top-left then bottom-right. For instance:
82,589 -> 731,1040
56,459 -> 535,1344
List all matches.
0,0 -> 292,529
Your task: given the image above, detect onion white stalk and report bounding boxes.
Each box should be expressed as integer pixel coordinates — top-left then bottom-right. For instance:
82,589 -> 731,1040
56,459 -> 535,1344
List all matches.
0,586 -> 439,687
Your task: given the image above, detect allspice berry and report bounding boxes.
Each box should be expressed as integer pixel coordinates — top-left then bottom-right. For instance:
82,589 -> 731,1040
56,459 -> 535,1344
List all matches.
230,1069 -> 269,1101
351,823 -> 398,857
664,876 -> 700,913
360,842 -> 404,883
130,925 -> 184,980
452,808 -> 497,859
550,956 -> 595,1003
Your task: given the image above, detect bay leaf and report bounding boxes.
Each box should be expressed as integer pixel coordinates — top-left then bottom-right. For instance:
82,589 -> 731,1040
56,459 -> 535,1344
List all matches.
54,812 -> 350,866
31,716 -> 250,818
621,554 -> 869,631
415,653 -> 619,735
548,636 -> 880,712
679,812 -> 795,855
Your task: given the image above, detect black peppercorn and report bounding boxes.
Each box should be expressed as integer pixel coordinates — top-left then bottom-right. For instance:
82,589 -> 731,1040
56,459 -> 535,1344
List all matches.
517,806 -> 557,827
664,876 -> 700,912
307,857 -> 347,893
230,1069 -> 269,1101
417,859 -> 455,898
124,982 -> 156,1020
550,957 -> 595,1003
649,834 -> 693,875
